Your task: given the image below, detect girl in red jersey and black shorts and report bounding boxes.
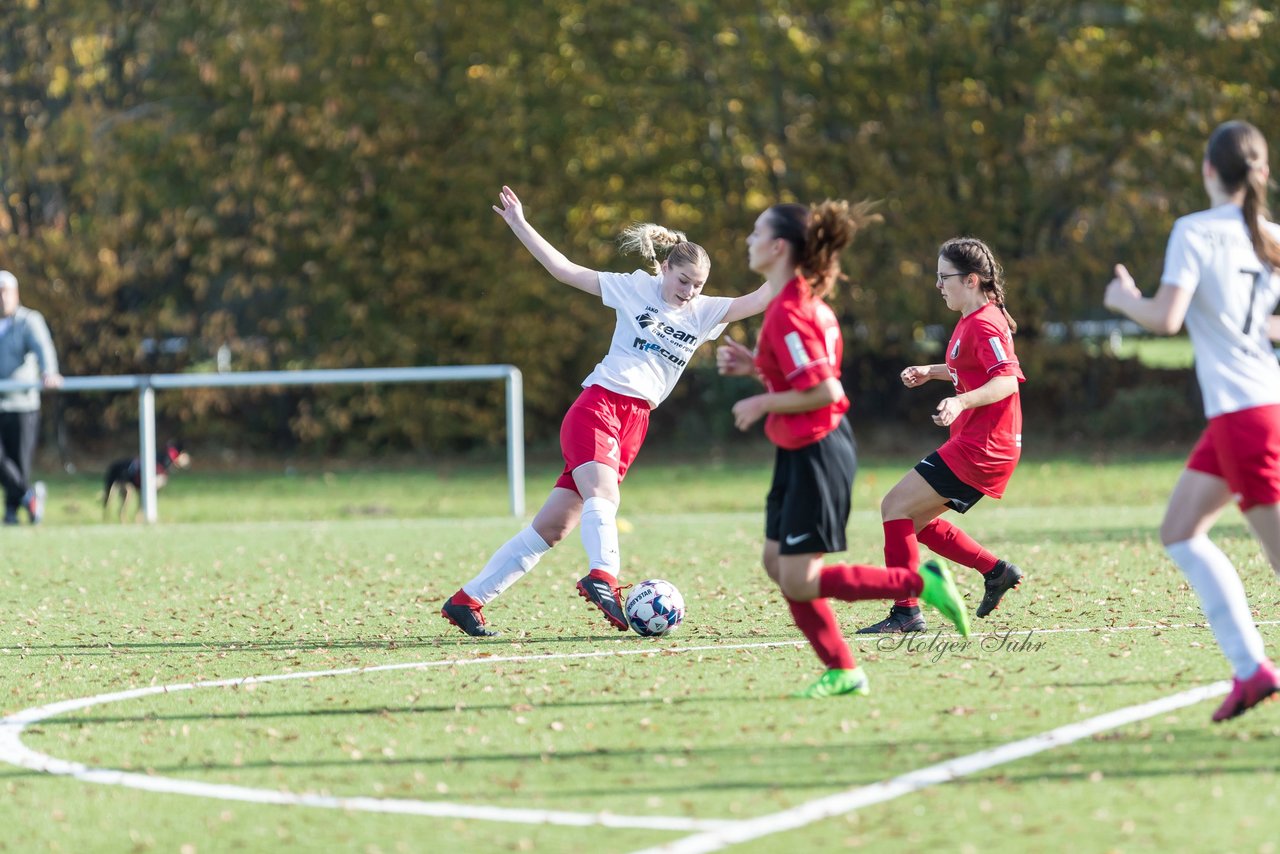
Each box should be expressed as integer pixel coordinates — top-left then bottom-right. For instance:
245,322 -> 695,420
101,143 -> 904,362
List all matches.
718,202 -> 970,699
858,237 -> 1028,635
441,186 -> 783,637
1106,120 -> 1280,722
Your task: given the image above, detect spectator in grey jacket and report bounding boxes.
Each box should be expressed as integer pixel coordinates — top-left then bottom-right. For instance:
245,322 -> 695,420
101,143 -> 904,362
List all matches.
0,271 -> 62,525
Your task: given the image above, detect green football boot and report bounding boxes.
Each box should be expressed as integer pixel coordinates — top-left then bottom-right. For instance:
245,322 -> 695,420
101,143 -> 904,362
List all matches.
791,666 -> 871,699
919,558 -> 971,638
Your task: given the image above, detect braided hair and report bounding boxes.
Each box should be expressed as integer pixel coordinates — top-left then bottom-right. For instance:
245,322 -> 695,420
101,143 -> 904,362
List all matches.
938,237 -> 1016,334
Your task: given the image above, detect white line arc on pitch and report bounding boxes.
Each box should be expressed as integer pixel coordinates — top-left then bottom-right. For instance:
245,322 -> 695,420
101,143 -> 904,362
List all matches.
0,640 -> 804,832
628,680 -> 1231,854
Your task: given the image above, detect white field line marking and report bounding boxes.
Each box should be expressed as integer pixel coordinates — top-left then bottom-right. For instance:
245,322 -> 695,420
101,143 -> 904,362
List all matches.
0,623 -> 1263,831
0,640 -> 805,831
865,618 -> 1280,642
630,680 -> 1232,854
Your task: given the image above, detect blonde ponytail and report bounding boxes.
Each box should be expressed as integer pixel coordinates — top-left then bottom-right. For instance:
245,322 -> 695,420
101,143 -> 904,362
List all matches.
618,222 -> 709,277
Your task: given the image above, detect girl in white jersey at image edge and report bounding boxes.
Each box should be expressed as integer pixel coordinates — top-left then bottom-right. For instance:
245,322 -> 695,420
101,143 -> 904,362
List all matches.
441,186 -> 784,637
1105,120 -> 1280,722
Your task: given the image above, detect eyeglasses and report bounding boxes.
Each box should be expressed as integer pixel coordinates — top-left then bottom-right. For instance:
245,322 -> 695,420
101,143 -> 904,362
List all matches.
936,273 -> 967,285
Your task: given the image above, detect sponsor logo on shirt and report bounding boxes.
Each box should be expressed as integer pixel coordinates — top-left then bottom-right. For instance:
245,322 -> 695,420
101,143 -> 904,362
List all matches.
636,313 -> 699,346
633,337 -> 688,367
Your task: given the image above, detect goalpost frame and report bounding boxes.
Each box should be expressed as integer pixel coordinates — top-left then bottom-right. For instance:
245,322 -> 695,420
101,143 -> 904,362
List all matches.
0,365 -> 525,522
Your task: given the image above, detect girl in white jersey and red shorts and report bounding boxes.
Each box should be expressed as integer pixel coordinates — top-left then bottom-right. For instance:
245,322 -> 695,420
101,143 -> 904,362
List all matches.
857,237 -> 1028,635
441,186 -> 783,637
719,201 -> 970,699
1106,120 -> 1280,722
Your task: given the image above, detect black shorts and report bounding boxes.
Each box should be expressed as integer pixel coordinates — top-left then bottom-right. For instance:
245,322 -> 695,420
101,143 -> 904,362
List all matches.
765,418 -> 857,555
914,451 -> 985,514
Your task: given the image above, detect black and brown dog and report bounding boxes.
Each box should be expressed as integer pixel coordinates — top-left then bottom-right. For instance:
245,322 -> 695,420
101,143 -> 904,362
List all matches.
102,441 -> 191,522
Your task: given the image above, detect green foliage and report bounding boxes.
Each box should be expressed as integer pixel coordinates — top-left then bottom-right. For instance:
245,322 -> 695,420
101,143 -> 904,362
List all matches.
0,1 -> 1274,449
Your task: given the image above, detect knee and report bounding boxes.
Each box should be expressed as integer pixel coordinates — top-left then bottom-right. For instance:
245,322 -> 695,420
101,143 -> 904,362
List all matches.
1159,521 -> 1190,549
533,520 -> 573,547
776,569 -> 815,602
761,553 -> 781,586
880,490 -> 908,521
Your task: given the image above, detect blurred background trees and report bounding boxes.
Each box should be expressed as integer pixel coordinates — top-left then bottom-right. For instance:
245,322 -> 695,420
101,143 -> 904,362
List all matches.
1,0 -> 1274,456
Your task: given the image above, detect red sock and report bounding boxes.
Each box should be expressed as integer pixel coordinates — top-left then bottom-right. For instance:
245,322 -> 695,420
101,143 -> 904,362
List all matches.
918,518 -> 999,573
883,518 -> 921,609
787,597 -> 855,670
819,564 -> 924,601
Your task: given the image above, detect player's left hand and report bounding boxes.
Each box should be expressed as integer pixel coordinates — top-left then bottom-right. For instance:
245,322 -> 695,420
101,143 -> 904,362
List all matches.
732,396 -> 767,431
1103,263 -> 1141,313
932,396 -> 964,427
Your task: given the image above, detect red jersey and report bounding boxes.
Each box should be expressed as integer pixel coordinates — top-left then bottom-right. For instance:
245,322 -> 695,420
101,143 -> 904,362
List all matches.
754,277 -> 850,450
936,302 -> 1024,497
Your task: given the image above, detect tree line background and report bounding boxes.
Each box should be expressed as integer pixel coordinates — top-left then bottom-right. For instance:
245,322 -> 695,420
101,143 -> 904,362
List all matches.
2,0 -> 1275,459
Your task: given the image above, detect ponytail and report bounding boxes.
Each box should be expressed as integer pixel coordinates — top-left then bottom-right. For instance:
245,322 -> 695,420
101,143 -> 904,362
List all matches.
618,222 -> 709,276
766,199 -> 881,300
1207,120 -> 1280,269
1242,165 -> 1280,269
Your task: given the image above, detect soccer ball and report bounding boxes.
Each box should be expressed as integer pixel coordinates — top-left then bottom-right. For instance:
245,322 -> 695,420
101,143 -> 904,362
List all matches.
625,579 -> 685,637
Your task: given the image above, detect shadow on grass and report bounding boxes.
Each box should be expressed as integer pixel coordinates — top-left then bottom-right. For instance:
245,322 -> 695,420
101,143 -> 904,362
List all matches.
7,724 -> 1274,798
0,632 -> 801,657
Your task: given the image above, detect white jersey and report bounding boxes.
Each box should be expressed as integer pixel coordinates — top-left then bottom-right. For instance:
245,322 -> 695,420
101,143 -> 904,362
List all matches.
1162,204 -> 1280,418
581,269 -> 733,407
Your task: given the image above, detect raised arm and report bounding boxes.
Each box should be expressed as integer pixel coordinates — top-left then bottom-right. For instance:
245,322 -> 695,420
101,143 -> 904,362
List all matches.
1103,263 -> 1192,335
721,277 -> 784,324
493,186 -> 601,296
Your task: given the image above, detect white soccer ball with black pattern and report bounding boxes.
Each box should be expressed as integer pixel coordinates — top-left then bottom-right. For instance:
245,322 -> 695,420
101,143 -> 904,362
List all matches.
625,579 -> 685,637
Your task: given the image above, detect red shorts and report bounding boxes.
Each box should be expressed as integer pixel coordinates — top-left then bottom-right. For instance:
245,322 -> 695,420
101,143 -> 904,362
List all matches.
1186,403 -> 1280,511
554,385 -> 651,494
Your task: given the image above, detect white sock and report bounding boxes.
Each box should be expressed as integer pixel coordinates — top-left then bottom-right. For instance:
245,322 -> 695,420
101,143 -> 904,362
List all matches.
1166,535 -> 1267,678
580,496 -> 621,578
462,526 -> 552,605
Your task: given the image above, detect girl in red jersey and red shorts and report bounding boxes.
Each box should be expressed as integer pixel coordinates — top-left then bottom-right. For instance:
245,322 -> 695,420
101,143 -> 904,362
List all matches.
441,186 -> 783,637
858,237 -> 1028,635
1106,120 -> 1280,722
719,202 -> 970,699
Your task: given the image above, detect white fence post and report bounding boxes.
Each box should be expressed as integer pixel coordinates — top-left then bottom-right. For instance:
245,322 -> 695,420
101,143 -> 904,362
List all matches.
506,368 -> 524,518
139,382 -> 157,523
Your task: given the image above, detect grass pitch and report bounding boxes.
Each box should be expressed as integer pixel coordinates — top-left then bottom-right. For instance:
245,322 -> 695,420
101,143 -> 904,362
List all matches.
2,452 -> 1278,853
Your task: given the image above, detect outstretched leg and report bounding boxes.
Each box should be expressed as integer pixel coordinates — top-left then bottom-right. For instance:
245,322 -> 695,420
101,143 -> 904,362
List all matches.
918,518 -> 1023,618
441,488 -> 579,638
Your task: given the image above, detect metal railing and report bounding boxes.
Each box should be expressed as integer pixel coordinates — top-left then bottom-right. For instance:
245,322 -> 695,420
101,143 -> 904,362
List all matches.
0,365 -> 525,522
